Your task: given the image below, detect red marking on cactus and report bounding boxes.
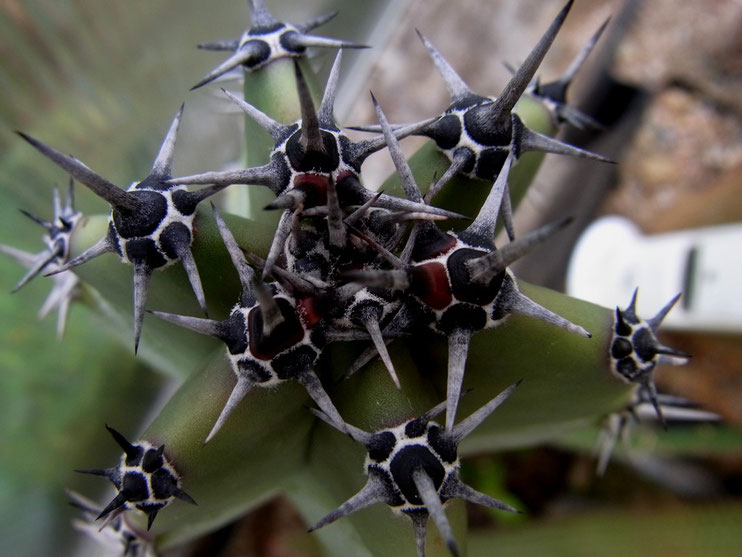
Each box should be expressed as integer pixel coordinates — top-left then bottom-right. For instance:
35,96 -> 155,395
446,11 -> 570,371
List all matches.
410,262 -> 452,311
296,296 -> 324,328
293,173 -> 330,206
247,304 -> 305,360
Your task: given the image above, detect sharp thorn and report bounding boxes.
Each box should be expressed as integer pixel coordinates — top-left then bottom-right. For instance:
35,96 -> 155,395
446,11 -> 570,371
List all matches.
205,376 -> 254,444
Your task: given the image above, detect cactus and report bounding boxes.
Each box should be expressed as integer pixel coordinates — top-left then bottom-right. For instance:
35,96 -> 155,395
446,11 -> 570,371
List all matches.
1,1 -> 729,556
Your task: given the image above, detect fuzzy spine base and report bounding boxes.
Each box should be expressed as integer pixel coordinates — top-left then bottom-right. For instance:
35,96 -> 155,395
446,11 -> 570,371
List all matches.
0,180 -> 81,338
76,425 -> 196,531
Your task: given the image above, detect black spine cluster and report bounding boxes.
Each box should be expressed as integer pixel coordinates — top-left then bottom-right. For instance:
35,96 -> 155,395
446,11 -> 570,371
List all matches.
309,383 -> 522,557
76,425 -> 196,531
520,17 -> 609,130
609,289 -> 690,425
344,97 -> 592,432
68,489 -> 154,557
153,204 -> 347,443
352,1 -> 610,204
191,0 -> 368,90
0,180 -> 81,338
595,389 -> 718,476
17,106 -> 230,353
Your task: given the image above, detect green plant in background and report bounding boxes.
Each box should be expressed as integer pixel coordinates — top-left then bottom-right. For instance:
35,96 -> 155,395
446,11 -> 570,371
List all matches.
1,1 -> 737,556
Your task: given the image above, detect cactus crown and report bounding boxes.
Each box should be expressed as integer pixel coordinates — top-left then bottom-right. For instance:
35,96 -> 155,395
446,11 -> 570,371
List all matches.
2,2 -> 712,556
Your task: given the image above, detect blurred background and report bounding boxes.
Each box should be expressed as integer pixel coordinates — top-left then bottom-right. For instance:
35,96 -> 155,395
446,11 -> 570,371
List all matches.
1,1 -> 741,555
